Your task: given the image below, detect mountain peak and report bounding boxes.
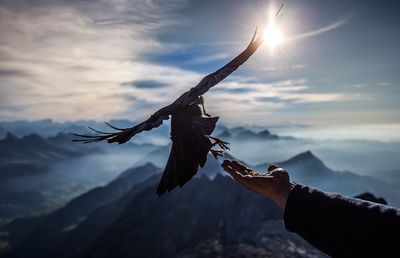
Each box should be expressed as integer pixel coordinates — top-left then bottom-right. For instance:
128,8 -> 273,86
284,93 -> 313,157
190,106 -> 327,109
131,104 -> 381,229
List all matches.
22,133 -> 46,141
276,150 -> 334,178
354,192 -> 387,205
4,132 -> 18,141
258,129 -> 271,136
140,162 -> 159,171
115,162 -> 160,182
289,150 -> 317,162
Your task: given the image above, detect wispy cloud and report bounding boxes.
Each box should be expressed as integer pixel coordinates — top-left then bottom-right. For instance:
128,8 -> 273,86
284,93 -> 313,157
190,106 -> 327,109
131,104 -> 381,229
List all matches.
261,64 -> 308,72
0,0 -> 390,125
0,0 -> 188,121
204,78 -> 351,120
287,20 -> 348,41
351,83 -> 368,88
186,53 -> 230,64
121,80 -> 170,89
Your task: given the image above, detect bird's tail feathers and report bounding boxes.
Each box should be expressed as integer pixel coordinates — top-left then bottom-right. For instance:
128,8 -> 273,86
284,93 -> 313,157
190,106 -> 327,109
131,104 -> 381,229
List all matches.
73,122 -> 143,144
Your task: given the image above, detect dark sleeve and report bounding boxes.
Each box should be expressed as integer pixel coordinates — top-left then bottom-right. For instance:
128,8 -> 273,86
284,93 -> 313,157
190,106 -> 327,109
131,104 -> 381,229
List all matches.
283,184 -> 400,257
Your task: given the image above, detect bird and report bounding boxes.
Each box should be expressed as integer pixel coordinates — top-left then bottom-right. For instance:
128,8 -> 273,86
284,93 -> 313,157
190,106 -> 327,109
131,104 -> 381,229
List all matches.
74,29 -> 263,195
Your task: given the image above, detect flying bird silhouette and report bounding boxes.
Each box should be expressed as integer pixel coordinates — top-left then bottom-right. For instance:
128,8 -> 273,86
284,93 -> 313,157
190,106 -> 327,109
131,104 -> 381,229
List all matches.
74,30 -> 263,195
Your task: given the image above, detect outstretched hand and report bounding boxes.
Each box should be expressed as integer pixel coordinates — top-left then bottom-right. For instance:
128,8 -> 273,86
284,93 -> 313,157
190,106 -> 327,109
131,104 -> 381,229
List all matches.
221,160 -> 294,209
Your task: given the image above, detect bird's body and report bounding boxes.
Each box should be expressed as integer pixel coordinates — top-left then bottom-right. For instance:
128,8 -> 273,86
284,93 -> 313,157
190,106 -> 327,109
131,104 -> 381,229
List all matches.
74,29 -> 263,195
157,96 -> 219,195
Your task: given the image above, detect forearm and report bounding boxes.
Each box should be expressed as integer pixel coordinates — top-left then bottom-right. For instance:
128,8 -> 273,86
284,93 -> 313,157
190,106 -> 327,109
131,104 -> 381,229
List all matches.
283,184 -> 400,257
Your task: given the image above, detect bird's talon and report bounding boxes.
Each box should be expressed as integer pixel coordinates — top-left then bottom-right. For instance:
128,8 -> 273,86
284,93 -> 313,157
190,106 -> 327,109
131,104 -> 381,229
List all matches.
209,136 -> 230,150
210,149 -> 223,159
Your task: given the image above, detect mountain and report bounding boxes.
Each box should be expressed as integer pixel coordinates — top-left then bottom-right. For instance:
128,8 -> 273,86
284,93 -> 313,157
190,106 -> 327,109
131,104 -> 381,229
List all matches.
0,133 -> 100,222
0,130 -> 164,223
0,119 -> 172,145
72,175 -> 326,258
0,126 -> 6,139
354,192 -> 387,205
50,174 -> 162,258
278,151 -> 334,178
255,151 -> 400,206
2,150 -> 397,258
0,133 -> 80,168
1,163 -> 161,258
0,120 -> 99,139
45,155 -> 228,257
218,127 -> 282,140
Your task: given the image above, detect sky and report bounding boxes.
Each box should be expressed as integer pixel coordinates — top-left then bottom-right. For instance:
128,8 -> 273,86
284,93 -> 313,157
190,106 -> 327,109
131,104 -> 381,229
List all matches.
0,0 -> 399,126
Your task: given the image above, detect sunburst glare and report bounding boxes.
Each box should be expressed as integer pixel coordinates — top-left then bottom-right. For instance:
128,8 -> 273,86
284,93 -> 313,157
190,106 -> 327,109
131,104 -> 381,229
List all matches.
263,21 -> 283,48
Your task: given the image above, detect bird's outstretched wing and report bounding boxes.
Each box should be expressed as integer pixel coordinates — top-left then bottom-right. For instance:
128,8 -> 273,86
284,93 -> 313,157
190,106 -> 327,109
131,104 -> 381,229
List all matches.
186,28 -> 263,99
73,29 -> 263,144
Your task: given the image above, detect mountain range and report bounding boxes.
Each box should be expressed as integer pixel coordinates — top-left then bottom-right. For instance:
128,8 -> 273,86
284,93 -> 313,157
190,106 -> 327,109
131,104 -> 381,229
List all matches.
0,121 -> 399,258
0,163 -> 161,257
1,149 -> 396,258
255,151 -> 399,206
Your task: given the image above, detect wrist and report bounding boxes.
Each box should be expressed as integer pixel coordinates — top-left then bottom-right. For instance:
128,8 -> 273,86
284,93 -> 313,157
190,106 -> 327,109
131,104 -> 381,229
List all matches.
274,182 -> 295,209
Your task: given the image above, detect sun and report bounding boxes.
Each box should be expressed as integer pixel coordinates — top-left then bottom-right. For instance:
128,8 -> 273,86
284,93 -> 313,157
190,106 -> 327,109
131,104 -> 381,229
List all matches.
263,21 -> 283,48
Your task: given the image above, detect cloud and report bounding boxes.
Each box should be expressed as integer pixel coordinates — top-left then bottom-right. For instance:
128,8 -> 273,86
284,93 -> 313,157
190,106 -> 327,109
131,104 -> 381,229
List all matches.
212,86 -> 253,94
0,68 -> 29,77
0,0 -> 188,121
204,78 -> 349,120
186,53 -> 229,64
121,80 -> 169,89
256,96 -> 286,103
287,20 -> 348,41
351,83 -> 368,88
281,93 -> 345,103
261,64 -> 308,72
0,1 -> 367,125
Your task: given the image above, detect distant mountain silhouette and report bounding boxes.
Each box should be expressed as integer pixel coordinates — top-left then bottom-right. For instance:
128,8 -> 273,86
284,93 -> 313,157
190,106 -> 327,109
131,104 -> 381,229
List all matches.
278,150 -> 334,178
194,153 -> 224,179
256,151 -> 399,206
0,126 -> 6,139
50,174 -> 162,258
354,192 -> 387,205
0,133 -> 92,222
217,129 -> 232,138
0,120 -> 96,139
71,175 -> 326,258
218,127 -> 283,140
2,150 -> 398,258
1,163 -> 161,258
0,133 -> 79,168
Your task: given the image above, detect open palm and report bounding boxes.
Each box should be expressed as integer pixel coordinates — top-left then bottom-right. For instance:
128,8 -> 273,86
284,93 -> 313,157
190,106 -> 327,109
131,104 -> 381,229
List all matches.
221,160 -> 294,209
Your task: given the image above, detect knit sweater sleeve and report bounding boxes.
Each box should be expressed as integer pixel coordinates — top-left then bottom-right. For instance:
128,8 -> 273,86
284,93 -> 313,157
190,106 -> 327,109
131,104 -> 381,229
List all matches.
283,184 -> 400,257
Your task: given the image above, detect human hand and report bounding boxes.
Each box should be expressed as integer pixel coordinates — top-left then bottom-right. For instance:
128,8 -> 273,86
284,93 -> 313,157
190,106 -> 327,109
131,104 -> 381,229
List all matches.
221,160 -> 294,209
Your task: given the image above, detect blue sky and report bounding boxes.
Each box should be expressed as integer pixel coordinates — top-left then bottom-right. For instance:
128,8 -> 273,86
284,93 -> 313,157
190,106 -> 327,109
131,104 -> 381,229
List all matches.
0,0 -> 399,125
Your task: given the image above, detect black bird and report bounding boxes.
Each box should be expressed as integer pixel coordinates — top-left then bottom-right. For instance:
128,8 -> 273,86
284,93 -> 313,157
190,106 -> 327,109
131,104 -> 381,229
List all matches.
74,30 -> 263,195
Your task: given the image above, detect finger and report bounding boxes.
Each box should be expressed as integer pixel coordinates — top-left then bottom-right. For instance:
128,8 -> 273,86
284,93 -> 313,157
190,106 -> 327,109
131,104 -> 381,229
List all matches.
222,160 -> 240,173
232,161 -> 255,175
222,163 -> 253,183
222,164 -> 263,192
232,160 -> 252,173
230,161 -> 250,175
222,159 -> 234,167
221,163 -> 241,178
221,163 -> 247,179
